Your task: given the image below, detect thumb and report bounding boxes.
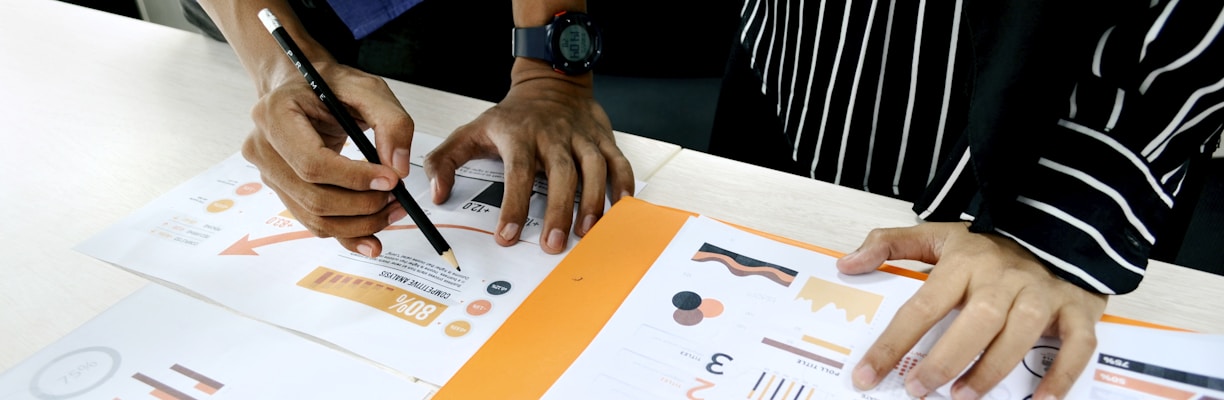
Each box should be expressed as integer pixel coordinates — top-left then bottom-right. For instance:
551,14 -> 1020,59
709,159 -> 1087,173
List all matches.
836,225 -> 939,275
836,241 -> 890,275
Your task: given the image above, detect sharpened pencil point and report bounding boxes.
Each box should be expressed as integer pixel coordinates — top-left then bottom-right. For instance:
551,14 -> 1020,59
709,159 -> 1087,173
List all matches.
442,249 -> 460,271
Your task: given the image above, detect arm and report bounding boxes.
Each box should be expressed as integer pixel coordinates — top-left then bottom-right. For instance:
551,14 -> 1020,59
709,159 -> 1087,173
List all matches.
198,0 -> 329,95
844,1 -> 1223,399
993,0 -> 1224,296
198,0 -> 416,258
424,0 -> 636,254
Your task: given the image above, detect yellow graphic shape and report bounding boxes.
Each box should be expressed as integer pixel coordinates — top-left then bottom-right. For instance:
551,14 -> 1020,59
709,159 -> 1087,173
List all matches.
206,199 -> 234,213
445,321 -> 472,337
795,277 -> 883,324
801,335 -> 851,356
297,266 -> 447,327
278,209 -> 296,220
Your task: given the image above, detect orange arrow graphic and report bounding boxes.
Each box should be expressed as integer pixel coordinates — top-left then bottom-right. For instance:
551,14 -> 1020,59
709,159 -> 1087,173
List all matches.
220,224 -> 496,255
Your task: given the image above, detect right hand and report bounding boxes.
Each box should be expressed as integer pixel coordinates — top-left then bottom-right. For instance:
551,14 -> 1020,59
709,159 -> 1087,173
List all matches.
243,61 -> 415,258
423,68 -> 633,255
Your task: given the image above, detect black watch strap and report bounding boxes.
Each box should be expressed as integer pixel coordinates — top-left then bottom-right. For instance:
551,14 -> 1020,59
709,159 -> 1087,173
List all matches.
512,26 -> 550,60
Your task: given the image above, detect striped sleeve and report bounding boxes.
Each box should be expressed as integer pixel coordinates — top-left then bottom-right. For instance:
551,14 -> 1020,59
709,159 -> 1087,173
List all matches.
992,0 -> 1224,295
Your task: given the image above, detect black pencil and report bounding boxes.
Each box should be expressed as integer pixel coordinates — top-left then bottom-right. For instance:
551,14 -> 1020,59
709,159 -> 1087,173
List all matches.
257,8 -> 460,270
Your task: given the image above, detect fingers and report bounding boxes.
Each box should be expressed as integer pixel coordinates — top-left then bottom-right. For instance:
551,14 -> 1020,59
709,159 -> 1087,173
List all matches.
259,165 -> 406,259
330,73 -> 416,177
1033,298 -> 1101,400
425,122 -> 497,205
426,122 -> 535,249
337,236 -> 384,258
244,134 -> 396,217
844,224 -> 1107,399
539,147 -> 579,254
573,139 -> 609,237
421,75 -> 627,252
496,147 -> 537,248
909,285 -> 1022,398
601,137 -> 636,205
244,63 -> 425,261
949,287 -> 1051,399
264,178 -> 405,237
852,264 -> 969,391
255,78 -> 404,193
845,225 -> 960,392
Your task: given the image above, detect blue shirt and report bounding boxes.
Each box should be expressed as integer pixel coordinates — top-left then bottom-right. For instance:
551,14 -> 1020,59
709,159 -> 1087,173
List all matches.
327,0 -> 423,39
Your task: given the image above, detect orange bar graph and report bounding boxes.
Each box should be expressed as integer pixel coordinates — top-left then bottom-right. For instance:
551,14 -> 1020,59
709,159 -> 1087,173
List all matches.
1094,370 -> 1196,399
297,266 -> 447,327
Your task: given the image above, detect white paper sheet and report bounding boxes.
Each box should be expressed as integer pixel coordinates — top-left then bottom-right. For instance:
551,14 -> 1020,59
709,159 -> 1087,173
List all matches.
74,132 -> 639,387
0,284 -> 432,400
1067,322 -> 1224,399
543,216 -> 1224,400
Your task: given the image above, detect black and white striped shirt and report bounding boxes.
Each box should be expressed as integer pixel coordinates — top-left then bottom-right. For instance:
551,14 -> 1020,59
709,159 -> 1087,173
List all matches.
736,0 -> 1223,294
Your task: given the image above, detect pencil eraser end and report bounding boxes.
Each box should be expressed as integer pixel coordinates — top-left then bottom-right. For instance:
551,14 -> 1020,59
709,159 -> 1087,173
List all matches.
257,8 -> 281,33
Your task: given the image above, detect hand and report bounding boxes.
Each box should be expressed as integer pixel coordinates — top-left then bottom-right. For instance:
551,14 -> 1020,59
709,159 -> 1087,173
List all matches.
424,66 -> 635,255
837,222 -> 1107,400
243,61 -> 416,258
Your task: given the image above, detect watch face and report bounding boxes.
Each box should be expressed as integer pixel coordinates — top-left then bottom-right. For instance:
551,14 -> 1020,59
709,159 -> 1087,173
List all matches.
557,25 -> 591,62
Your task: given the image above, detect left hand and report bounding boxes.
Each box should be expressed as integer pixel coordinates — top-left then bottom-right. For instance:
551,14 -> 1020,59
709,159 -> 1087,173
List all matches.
837,222 -> 1107,400
424,61 -> 635,255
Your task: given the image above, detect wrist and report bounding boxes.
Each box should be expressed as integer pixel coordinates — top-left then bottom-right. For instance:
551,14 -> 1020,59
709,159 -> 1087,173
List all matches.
249,10 -> 336,96
511,57 -> 594,92
256,43 -> 337,96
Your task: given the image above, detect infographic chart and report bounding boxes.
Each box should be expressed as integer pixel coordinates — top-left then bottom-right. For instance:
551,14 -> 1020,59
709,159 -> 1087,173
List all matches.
0,285 -> 431,399
74,133 -> 621,387
544,217 -> 1001,399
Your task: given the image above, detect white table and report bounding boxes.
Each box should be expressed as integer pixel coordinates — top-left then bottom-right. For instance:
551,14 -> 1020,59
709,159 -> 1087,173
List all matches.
2,0 -> 1220,379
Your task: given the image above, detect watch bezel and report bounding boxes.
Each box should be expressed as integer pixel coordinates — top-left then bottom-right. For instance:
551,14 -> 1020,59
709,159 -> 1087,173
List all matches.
547,12 -> 602,75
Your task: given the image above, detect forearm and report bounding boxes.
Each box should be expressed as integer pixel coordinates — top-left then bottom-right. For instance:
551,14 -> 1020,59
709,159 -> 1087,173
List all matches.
990,1 -> 1224,295
198,0 -> 336,95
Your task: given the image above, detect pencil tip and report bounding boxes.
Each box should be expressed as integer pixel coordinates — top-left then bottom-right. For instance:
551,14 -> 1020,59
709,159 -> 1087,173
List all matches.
442,249 -> 460,271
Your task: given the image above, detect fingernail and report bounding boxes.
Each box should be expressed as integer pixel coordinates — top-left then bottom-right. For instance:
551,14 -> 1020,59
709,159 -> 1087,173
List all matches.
371,177 -> 393,191
580,215 -> 597,235
388,207 -> 407,224
852,364 -> 877,390
952,384 -> 979,400
547,228 -> 566,251
499,223 -> 520,242
842,249 -> 861,261
1041,395 -> 1058,400
393,148 -> 411,175
431,178 -> 440,195
357,244 -> 374,258
620,190 -> 631,201
905,379 -> 929,398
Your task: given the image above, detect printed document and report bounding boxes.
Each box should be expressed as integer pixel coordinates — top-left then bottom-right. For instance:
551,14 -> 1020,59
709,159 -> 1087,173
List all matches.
542,216 -> 1224,399
75,133 -> 634,387
0,284 -> 432,399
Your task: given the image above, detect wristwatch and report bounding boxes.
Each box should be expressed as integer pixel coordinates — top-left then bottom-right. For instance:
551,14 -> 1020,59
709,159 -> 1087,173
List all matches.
512,11 -> 602,75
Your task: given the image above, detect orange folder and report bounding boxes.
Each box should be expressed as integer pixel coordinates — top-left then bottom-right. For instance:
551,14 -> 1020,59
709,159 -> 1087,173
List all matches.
434,197 -> 1182,399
